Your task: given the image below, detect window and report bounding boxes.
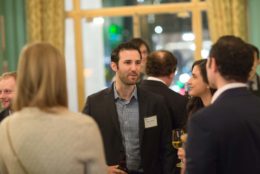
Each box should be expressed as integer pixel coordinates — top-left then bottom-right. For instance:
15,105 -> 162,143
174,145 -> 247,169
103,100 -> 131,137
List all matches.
65,0 -> 209,111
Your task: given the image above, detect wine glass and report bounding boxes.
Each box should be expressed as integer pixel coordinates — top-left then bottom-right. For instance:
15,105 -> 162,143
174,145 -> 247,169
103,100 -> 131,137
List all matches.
172,129 -> 184,168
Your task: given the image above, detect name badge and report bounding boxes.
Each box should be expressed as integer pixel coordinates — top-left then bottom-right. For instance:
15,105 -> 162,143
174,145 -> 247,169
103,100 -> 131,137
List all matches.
144,115 -> 158,128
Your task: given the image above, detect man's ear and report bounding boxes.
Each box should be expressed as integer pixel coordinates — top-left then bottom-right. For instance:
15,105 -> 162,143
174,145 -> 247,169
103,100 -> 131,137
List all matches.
110,62 -> 118,72
169,72 -> 174,80
207,57 -> 218,72
210,57 -> 218,73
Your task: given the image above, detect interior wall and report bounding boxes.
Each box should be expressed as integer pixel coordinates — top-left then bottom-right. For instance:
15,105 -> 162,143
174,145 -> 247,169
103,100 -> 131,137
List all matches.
248,0 -> 260,48
0,0 -> 26,74
248,0 -> 260,75
0,0 -> 5,73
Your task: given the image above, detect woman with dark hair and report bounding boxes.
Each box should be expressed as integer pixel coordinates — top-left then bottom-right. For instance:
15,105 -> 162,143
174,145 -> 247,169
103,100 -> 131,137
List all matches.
186,59 -> 216,117
178,59 -> 216,174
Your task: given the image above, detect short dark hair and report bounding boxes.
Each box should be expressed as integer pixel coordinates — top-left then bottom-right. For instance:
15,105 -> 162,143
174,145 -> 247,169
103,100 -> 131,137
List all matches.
129,38 -> 150,53
111,42 -> 141,64
209,35 -> 254,83
146,50 -> 177,76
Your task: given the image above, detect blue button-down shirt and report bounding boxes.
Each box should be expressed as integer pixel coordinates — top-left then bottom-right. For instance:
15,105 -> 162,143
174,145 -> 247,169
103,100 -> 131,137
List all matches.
114,85 -> 142,171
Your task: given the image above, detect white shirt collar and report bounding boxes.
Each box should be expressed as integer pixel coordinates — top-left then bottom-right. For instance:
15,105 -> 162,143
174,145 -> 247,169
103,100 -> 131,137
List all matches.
147,76 -> 166,85
211,83 -> 247,104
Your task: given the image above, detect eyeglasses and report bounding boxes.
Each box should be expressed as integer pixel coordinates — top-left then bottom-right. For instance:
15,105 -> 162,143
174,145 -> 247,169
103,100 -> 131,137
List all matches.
0,89 -> 13,95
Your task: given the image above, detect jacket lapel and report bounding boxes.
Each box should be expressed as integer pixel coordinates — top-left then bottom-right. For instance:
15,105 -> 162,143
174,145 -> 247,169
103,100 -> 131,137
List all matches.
105,84 -> 123,138
105,85 -> 147,148
137,87 -> 146,147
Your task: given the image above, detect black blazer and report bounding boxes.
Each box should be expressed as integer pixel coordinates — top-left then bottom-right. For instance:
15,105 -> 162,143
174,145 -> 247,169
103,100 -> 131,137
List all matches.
140,80 -> 188,129
139,80 -> 188,174
83,85 -> 175,174
186,87 -> 260,174
0,108 -> 10,122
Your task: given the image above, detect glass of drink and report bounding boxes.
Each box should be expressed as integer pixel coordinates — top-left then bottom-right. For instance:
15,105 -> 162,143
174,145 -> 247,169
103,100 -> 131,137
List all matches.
172,129 -> 184,167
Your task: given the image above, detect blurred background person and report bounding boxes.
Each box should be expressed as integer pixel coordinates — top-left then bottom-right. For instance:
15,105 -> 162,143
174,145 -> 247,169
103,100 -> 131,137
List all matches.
0,42 -> 107,174
247,43 -> 260,97
130,38 -> 151,80
0,72 -> 16,122
0,78 -> 2,106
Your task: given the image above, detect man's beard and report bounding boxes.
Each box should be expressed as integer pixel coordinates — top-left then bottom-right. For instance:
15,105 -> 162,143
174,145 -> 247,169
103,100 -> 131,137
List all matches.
118,73 -> 139,85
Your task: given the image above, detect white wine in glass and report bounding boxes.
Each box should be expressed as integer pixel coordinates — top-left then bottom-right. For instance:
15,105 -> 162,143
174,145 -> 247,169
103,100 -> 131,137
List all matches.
172,129 -> 184,168
172,140 -> 182,149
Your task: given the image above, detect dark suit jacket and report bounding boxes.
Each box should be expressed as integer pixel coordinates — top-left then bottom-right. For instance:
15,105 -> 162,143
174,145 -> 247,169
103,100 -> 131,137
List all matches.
139,80 -> 188,174
0,108 -> 10,122
83,84 -> 175,174
186,87 -> 260,174
139,80 -> 188,129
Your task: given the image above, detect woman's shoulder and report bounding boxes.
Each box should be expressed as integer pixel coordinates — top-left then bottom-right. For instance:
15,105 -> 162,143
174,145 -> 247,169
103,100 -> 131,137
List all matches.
6,107 -> 97,128
62,110 -> 98,128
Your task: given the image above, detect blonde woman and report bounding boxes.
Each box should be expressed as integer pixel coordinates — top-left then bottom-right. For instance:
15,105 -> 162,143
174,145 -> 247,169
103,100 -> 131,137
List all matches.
0,43 -> 107,174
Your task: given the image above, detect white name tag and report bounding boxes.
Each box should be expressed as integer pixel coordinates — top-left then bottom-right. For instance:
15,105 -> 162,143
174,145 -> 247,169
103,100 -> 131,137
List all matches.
144,115 -> 158,128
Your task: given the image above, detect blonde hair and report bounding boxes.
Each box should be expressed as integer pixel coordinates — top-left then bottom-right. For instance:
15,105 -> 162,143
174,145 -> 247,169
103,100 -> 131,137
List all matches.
13,42 -> 68,111
1,71 -> 17,80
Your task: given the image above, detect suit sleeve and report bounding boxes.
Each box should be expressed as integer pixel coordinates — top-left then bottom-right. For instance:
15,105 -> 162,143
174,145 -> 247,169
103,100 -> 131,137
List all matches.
185,114 -> 217,174
158,100 -> 176,174
178,98 -> 188,129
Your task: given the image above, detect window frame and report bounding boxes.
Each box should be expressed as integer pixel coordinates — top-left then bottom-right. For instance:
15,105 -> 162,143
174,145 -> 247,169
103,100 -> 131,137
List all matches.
66,0 -> 208,110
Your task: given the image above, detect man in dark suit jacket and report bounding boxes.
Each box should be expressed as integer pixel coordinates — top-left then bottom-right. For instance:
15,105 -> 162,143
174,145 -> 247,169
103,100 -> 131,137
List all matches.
186,35 -> 260,174
83,42 -> 175,174
140,50 -> 188,129
0,107 -> 10,122
139,50 -> 188,174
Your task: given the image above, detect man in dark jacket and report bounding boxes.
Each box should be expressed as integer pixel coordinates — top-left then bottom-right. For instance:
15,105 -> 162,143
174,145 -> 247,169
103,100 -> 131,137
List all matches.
83,42 -> 175,174
186,35 -> 260,174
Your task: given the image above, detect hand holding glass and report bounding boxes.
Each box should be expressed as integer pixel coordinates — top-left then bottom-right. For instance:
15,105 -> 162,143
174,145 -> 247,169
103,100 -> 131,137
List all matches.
172,129 -> 184,167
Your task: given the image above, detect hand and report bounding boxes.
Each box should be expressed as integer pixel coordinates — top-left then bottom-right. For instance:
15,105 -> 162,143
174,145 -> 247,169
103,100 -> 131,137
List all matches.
177,147 -> 186,162
178,148 -> 187,174
107,165 -> 128,174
